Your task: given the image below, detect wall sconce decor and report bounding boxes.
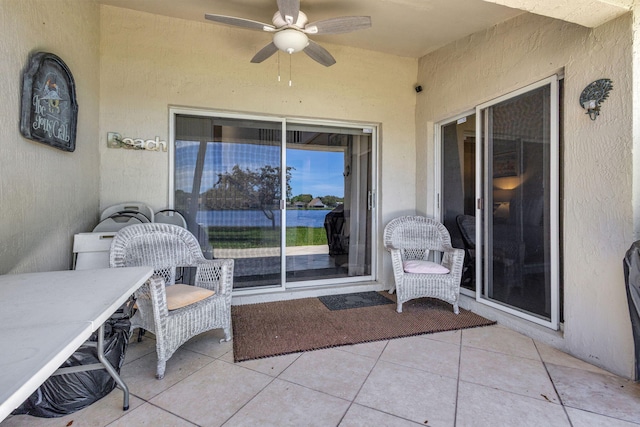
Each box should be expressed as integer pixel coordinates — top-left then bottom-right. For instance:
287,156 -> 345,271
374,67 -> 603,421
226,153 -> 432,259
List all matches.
579,78 -> 613,120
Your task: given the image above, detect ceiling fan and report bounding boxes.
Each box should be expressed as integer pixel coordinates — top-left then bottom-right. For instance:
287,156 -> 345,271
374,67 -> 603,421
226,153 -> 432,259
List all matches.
204,0 -> 371,67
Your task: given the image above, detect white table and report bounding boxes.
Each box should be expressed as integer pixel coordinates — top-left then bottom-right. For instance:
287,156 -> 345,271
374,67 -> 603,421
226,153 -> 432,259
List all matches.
0,266 -> 153,422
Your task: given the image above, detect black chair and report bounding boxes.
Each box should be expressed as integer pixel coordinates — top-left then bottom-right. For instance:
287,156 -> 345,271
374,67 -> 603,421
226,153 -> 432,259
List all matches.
456,215 -> 476,287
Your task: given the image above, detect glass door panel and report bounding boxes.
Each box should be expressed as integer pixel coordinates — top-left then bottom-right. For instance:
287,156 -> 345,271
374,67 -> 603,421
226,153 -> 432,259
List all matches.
173,114 -> 283,290
285,125 -> 373,285
441,114 -> 477,293
477,77 -> 559,328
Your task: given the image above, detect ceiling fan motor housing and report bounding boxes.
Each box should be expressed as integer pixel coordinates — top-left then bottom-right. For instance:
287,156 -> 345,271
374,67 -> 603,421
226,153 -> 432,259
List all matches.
272,10 -> 308,28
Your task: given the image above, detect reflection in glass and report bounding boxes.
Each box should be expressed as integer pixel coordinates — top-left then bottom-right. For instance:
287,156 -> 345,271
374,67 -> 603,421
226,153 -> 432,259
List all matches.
483,84 -> 553,319
174,115 -> 283,289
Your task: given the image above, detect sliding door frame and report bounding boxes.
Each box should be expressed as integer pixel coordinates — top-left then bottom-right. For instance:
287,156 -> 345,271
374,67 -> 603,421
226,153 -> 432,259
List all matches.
435,75 -> 560,329
169,107 -> 378,296
475,75 -> 560,329
434,110 -> 476,299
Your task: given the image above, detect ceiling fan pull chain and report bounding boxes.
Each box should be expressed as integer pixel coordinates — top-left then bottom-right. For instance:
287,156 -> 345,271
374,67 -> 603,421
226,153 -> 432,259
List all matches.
277,51 -> 281,82
289,54 -> 293,87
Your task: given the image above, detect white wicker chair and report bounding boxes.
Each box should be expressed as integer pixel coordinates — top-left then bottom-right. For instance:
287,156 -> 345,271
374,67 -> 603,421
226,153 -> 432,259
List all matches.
383,216 -> 464,314
110,223 -> 234,379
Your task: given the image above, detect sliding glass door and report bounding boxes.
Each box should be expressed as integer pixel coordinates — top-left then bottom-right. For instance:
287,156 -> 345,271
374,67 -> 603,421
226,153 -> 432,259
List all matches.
171,109 -> 376,292
440,76 -> 560,329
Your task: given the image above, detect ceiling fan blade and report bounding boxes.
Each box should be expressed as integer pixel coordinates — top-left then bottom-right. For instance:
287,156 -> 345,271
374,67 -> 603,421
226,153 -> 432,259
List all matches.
205,14 -> 276,32
251,42 -> 279,63
277,0 -> 300,25
304,16 -> 371,35
303,40 -> 336,67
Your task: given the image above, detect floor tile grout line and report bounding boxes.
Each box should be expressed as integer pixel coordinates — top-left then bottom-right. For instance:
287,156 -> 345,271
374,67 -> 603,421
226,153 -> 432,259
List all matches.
534,340 -> 640,426
274,374 -> 356,404
129,347 -> 219,408
105,400 -> 201,427
457,377 -> 565,407
219,375 -> 280,426
346,402 -> 427,426
533,340 -> 574,427
219,348 -> 304,426
561,406 -> 640,426
218,348 -> 369,426
122,337 -> 157,366
220,348 -> 304,376
100,385 -> 195,427
334,339 -> 392,425
459,337 -> 559,399
373,357 -> 461,382
348,336 -> 458,426
453,328 -> 463,426
460,342 -> 542,361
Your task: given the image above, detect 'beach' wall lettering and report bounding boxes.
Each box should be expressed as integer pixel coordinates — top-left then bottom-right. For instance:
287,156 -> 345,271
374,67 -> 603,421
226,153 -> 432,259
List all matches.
107,132 -> 167,152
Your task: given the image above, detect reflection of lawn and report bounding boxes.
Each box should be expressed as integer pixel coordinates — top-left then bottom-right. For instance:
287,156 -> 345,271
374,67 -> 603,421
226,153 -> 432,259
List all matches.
208,226 -> 327,249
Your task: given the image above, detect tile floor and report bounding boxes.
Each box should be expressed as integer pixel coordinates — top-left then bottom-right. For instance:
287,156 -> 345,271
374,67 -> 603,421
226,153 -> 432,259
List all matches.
3,324 -> 640,426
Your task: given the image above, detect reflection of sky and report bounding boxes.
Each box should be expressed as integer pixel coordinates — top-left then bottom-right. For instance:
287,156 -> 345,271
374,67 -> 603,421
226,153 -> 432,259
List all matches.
175,141 -> 344,198
287,149 -> 344,197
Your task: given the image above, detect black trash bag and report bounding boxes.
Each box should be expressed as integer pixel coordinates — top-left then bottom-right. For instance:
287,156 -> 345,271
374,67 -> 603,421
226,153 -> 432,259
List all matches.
623,241 -> 640,381
12,317 -> 130,418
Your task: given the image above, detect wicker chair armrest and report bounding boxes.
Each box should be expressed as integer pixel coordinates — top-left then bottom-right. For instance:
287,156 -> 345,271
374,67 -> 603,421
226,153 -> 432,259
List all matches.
194,258 -> 235,295
388,248 -> 406,281
441,247 -> 465,280
384,243 -> 398,251
134,276 -> 169,336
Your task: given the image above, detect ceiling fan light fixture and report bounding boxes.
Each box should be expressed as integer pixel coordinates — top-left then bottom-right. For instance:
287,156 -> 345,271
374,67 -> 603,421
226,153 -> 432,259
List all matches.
273,29 -> 309,54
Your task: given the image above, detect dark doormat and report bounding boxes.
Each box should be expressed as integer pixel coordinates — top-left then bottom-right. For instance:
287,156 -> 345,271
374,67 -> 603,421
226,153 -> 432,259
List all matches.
318,291 -> 394,311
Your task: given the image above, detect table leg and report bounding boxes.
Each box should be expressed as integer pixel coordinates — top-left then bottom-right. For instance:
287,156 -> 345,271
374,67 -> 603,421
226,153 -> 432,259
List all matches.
96,323 -> 130,410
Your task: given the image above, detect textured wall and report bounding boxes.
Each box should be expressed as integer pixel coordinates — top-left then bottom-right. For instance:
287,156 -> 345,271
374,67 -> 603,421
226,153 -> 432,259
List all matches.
416,13 -> 634,377
0,0 -> 101,274
98,6 -> 418,283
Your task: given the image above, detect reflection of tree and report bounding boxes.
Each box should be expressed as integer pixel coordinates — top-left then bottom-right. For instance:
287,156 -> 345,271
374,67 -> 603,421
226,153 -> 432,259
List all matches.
203,165 -> 292,229
320,195 -> 342,207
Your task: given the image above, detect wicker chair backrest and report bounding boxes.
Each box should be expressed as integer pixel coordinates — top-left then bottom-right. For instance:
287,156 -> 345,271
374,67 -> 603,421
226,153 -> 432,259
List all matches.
383,216 -> 452,255
110,223 -> 205,285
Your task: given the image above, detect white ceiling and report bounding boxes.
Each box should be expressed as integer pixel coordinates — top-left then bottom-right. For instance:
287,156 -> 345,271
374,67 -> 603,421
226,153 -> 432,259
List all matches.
96,0 -> 631,59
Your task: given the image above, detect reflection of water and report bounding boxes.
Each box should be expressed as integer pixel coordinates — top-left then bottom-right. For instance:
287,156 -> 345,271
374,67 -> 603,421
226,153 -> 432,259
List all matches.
196,209 -> 330,228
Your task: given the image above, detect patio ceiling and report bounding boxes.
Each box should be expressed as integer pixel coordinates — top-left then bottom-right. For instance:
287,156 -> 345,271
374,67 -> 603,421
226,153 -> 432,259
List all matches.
97,0 -> 631,59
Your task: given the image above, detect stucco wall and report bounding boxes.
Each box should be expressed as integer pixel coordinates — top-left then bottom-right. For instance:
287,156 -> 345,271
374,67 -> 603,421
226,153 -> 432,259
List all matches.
99,6 -> 418,284
416,13 -> 634,377
0,0 -> 101,274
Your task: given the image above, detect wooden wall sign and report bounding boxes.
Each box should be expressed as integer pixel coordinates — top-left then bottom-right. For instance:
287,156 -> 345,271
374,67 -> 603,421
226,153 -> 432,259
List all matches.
20,52 -> 78,152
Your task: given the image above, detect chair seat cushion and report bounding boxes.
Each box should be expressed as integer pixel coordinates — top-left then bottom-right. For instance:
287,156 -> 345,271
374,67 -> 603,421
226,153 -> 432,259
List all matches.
403,260 -> 450,274
165,284 -> 215,311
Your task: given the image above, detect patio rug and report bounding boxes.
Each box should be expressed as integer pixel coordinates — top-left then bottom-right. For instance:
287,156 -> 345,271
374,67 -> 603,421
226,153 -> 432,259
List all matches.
231,292 -> 496,362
